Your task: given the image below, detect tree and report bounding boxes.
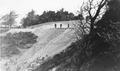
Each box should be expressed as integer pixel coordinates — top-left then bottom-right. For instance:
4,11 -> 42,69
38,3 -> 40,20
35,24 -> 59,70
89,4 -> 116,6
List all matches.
56,8 -> 74,21
0,11 -> 18,27
38,9 -> 76,23
71,0 -> 120,70
22,10 -> 39,27
39,11 -> 56,23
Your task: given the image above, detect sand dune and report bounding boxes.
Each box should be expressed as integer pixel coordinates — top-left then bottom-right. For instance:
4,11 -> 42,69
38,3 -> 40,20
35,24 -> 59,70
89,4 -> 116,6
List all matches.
0,20 -> 79,71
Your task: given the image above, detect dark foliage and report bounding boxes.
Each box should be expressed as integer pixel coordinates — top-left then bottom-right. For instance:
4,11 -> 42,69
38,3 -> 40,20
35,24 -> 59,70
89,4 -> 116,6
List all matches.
22,10 -> 39,27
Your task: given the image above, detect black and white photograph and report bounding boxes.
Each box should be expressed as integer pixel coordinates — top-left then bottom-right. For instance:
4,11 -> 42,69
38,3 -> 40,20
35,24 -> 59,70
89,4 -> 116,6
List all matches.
0,0 -> 120,71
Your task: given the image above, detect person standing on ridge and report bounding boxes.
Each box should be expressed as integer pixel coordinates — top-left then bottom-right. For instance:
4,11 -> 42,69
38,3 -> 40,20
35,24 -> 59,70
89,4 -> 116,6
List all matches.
55,24 -> 57,28
68,24 -> 69,28
60,24 -> 62,28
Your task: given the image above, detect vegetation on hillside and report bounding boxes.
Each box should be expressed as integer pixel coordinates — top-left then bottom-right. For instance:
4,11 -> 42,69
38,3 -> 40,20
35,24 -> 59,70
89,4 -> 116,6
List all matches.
21,9 -> 83,27
0,32 -> 38,57
0,11 -> 18,27
33,0 -> 120,71
21,10 -> 40,28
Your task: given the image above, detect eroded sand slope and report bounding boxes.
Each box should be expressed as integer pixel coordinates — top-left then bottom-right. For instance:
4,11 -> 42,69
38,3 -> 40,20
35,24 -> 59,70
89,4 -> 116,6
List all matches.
0,21 -> 79,71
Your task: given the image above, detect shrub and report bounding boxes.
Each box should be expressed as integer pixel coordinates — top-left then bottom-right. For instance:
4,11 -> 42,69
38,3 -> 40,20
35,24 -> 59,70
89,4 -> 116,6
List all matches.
4,32 -> 38,49
0,32 -> 38,57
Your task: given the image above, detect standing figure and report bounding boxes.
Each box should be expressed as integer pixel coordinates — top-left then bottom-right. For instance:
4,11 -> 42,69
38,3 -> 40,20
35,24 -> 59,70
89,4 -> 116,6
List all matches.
55,24 -> 57,28
60,24 -> 62,28
68,24 -> 69,28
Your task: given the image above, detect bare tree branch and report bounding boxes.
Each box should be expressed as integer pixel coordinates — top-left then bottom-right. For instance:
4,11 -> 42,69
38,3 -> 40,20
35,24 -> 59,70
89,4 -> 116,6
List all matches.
92,0 -> 107,23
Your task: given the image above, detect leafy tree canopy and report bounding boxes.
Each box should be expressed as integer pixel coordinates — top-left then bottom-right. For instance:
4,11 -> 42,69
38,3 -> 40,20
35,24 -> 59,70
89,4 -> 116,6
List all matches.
0,11 -> 18,27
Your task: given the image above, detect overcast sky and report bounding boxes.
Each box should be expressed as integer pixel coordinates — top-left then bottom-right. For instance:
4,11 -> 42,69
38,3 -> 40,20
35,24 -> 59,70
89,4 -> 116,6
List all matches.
0,0 -> 84,24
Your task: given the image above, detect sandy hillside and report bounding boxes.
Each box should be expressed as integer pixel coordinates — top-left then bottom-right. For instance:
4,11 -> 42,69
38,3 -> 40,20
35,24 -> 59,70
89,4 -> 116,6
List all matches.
0,20 -> 80,71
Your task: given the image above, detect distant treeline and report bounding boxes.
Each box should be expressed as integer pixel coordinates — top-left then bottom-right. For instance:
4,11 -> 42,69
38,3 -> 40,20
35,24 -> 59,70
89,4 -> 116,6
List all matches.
21,8 -> 83,27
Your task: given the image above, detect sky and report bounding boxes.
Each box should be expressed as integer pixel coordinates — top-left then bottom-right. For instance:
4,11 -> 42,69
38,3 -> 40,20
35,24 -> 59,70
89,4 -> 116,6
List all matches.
0,0 -> 84,24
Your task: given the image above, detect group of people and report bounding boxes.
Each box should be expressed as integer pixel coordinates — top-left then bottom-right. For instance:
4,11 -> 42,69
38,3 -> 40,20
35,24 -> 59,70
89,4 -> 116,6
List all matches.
54,24 -> 70,28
